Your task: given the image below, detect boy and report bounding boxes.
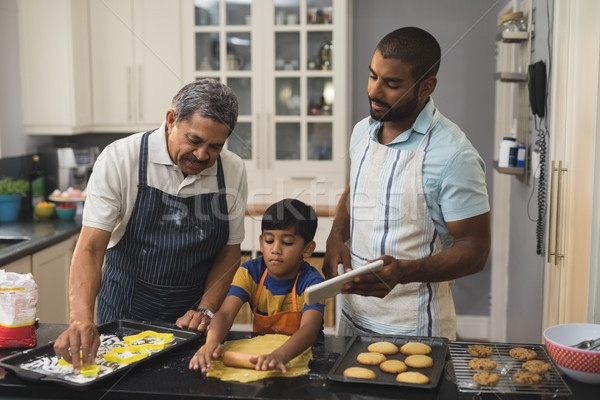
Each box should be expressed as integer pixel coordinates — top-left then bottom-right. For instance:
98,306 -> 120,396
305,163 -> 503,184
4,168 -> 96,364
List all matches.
189,198 -> 325,373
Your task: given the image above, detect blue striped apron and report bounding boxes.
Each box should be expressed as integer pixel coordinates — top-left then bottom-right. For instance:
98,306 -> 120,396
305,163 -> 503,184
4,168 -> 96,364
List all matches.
97,130 -> 229,323
340,110 -> 457,339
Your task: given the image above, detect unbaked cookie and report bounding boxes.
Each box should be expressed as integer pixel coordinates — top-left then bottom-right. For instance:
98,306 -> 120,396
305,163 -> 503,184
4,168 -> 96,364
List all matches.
473,372 -> 500,387
467,344 -> 494,357
509,347 -> 538,361
513,370 -> 542,385
356,351 -> 386,365
379,359 -> 408,374
522,360 -> 551,374
468,358 -> 497,370
368,341 -> 399,355
404,354 -> 433,368
343,367 -> 377,379
400,342 -> 432,355
396,371 -> 430,384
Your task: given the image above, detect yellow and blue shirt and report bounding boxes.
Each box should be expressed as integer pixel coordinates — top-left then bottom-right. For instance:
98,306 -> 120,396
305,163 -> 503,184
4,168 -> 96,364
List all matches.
229,257 -> 325,318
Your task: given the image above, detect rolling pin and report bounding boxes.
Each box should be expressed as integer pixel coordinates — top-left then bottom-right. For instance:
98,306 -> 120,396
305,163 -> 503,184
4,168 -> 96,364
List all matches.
222,351 -> 257,369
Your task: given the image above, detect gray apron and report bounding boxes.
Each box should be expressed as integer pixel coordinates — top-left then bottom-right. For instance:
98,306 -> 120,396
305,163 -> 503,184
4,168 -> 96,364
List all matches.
97,130 -> 229,323
340,110 -> 457,339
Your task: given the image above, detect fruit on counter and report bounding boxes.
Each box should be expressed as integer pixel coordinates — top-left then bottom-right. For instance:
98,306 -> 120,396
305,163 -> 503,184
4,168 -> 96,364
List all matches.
36,201 -> 54,208
57,202 -> 76,209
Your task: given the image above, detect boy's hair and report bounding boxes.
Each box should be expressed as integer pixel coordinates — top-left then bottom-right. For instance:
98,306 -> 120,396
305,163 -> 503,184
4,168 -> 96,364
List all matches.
261,199 -> 318,244
376,27 -> 441,85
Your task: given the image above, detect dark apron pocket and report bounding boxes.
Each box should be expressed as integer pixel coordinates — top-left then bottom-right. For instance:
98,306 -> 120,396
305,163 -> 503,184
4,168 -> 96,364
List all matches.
131,278 -> 203,323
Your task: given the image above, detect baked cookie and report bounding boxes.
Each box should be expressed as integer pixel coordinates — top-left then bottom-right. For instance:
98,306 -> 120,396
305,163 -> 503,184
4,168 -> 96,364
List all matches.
509,347 -> 538,361
343,367 -> 377,379
513,370 -> 542,385
396,371 -> 430,384
400,342 -> 432,355
357,352 -> 386,365
467,344 -> 494,357
404,354 -> 433,368
468,358 -> 497,370
473,372 -> 500,387
522,360 -> 552,374
368,341 -> 399,355
379,359 -> 408,374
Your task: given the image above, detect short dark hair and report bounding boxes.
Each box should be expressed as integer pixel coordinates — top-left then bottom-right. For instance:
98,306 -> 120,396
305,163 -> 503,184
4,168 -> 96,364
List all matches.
171,79 -> 239,135
261,199 -> 318,244
376,27 -> 441,84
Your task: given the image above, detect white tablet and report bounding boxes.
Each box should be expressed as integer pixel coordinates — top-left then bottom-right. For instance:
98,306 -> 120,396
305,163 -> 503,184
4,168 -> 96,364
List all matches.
305,260 -> 384,305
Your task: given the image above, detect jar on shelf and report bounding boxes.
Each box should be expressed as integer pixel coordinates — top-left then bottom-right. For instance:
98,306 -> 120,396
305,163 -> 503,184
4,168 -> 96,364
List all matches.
497,11 -> 527,34
499,137 -> 518,168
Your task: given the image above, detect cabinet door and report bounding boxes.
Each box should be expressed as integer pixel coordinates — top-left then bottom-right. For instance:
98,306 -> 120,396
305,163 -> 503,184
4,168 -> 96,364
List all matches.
18,0 -> 92,135
2,256 -> 31,275
89,0 -> 134,130
31,236 -> 77,324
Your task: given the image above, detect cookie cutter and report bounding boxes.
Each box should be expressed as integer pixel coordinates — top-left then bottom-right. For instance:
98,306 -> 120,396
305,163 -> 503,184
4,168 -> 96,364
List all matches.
57,358 -> 101,376
103,345 -> 149,364
123,330 -> 174,350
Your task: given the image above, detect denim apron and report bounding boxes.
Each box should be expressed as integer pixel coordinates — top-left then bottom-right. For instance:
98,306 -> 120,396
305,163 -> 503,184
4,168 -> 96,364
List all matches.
97,130 -> 229,323
340,109 -> 457,339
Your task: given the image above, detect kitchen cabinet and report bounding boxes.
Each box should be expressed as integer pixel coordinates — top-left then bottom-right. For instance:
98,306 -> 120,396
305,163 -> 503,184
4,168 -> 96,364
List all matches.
31,235 -> 78,324
182,0 -> 351,207
18,0 -> 93,135
1,256 -> 31,275
542,0 -> 600,329
89,0 -> 185,133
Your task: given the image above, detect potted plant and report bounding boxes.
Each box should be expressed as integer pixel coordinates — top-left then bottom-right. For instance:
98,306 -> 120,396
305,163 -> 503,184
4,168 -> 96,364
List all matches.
0,177 -> 29,222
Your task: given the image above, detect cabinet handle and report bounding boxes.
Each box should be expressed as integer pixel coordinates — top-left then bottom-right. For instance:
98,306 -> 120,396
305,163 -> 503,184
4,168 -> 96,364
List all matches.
546,161 -> 556,263
127,66 -> 133,121
547,160 -> 567,265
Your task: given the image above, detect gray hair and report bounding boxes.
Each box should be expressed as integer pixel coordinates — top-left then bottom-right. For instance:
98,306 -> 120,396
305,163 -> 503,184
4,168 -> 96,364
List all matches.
171,79 -> 239,135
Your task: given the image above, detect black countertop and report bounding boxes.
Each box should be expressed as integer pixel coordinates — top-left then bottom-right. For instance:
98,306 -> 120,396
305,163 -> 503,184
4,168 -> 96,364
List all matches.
0,216 -> 82,266
0,324 -> 595,400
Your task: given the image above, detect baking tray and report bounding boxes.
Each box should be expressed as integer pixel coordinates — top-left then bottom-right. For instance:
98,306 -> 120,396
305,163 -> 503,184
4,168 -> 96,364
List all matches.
0,319 -> 202,390
449,341 -> 572,396
328,334 -> 448,389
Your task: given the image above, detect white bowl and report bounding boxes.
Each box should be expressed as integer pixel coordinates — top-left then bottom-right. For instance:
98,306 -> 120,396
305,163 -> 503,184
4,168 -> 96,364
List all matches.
543,323 -> 600,384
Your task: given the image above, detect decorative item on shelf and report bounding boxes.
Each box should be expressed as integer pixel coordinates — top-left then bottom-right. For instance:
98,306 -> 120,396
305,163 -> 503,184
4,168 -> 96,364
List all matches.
319,37 -> 332,70
0,177 -> 29,222
322,81 -> 335,115
497,11 -> 527,34
498,137 -> 518,168
199,57 -> 212,71
227,53 -> 243,71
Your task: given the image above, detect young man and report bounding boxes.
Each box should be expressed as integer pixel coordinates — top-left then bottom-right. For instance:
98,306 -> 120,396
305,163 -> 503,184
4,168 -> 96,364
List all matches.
189,199 -> 325,373
323,27 -> 490,340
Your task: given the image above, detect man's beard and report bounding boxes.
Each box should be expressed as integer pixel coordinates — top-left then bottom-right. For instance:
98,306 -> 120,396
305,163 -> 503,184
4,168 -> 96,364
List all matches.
369,87 -> 419,122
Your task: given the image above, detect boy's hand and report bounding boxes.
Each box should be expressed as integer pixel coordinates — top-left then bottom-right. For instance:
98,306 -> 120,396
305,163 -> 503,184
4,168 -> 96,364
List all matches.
249,353 -> 291,373
189,342 -> 223,373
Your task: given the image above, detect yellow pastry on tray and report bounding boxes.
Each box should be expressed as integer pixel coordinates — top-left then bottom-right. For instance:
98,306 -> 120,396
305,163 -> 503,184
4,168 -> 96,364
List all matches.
103,345 -> 149,364
123,330 -> 174,350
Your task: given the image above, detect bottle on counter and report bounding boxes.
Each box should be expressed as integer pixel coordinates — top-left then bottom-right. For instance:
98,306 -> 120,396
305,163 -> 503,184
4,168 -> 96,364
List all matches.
30,154 -> 45,208
498,137 -> 518,168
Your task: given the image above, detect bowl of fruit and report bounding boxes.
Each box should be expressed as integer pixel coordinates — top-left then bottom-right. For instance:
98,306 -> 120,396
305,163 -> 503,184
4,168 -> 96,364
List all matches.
34,202 -> 55,220
55,202 -> 77,220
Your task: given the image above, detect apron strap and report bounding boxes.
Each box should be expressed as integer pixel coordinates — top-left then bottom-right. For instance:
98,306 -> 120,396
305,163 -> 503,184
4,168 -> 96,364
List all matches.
138,130 -> 154,186
253,269 -> 301,314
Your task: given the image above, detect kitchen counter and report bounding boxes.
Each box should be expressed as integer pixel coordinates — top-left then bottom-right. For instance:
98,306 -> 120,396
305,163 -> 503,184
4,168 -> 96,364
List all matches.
0,324 -> 595,400
0,216 -> 82,266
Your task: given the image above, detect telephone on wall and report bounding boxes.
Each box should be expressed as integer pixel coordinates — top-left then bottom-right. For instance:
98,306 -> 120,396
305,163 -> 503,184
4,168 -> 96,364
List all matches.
528,60 -> 547,255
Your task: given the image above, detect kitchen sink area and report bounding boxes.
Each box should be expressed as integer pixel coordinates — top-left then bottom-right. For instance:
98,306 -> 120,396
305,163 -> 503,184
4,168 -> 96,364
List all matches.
0,236 -> 30,252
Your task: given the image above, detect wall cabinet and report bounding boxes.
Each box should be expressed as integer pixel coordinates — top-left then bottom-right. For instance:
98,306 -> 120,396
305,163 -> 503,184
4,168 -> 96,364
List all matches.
182,0 -> 351,207
18,0 -> 93,135
89,0 -> 185,132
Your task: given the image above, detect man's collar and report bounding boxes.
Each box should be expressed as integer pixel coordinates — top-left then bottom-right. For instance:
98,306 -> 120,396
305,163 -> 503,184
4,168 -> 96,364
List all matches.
367,97 -> 436,144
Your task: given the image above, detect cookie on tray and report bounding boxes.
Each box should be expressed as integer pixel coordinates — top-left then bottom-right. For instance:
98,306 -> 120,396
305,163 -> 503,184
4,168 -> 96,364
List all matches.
513,370 -> 542,385
473,372 -> 500,387
399,342 -> 432,355
467,344 -> 494,357
404,354 -> 433,368
468,358 -> 497,370
343,367 -> 377,379
368,341 -> 399,355
522,360 -> 552,374
396,371 -> 430,384
379,359 -> 408,374
509,347 -> 538,361
356,351 -> 386,365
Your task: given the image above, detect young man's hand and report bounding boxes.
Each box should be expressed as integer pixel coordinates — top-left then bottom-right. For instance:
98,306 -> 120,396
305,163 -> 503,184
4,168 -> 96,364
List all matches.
189,342 -> 223,373
249,353 -> 291,373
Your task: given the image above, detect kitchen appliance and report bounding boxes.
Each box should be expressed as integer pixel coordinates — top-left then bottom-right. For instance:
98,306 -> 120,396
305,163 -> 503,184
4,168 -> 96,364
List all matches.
38,147 -> 99,194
